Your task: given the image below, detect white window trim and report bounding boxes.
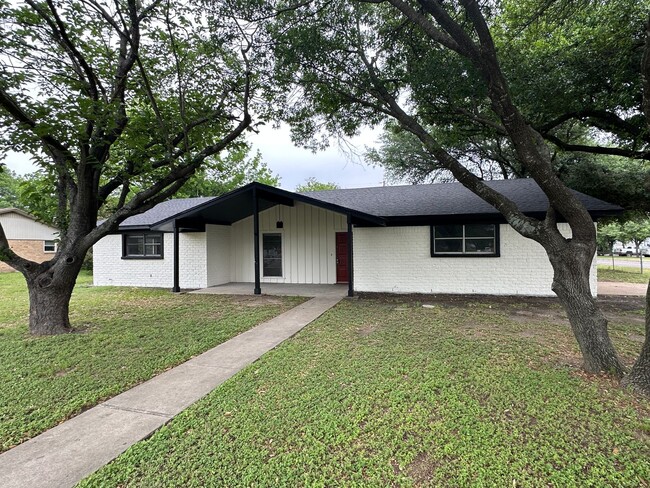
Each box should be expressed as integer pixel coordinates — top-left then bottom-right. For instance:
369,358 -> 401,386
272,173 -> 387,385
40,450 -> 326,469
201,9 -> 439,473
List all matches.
43,240 -> 57,253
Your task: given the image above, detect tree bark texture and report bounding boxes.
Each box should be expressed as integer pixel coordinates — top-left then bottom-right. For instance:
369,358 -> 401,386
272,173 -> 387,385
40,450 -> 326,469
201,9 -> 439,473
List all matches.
549,251 -> 625,377
621,281 -> 650,396
24,256 -> 84,335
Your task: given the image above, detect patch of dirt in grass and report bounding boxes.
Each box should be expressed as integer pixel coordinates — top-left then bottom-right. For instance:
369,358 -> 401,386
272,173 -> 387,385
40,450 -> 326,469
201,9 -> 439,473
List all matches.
54,367 -> 76,377
357,323 -> 378,336
627,334 -> 646,343
407,452 -> 442,485
359,292 -> 645,323
598,296 -> 645,313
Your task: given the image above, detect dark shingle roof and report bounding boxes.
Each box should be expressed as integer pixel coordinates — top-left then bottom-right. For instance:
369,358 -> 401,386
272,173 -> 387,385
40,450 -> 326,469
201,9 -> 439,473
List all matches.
117,179 -> 622,229
120,197 -> 217,227
302,179 -> 620,218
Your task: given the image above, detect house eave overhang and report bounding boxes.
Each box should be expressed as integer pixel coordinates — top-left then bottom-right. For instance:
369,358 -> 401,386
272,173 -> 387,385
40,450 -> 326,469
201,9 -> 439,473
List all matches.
121,182 -> 386,232
114,182 -> 624,232
363,208 -> 625,227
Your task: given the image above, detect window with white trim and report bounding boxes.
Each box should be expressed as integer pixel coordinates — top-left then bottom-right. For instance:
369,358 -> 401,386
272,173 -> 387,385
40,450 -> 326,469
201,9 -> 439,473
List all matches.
122,232 -> 163,259
262,233 -> 282,277
44,240 -> 56,253
431,224 -> 499,256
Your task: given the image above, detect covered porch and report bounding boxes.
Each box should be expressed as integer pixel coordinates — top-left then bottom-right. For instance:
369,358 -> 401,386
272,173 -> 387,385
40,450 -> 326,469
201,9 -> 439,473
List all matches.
152,182 -> 384,297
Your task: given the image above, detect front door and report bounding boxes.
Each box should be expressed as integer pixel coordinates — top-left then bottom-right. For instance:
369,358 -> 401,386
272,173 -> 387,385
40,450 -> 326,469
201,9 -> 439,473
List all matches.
336,232 -> 348,283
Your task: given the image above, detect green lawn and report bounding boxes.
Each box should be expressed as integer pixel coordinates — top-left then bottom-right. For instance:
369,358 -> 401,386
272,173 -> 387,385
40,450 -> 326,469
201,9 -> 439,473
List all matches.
0,271 -> 304,453
80,295 -> 649,487
598,265 -> 650,284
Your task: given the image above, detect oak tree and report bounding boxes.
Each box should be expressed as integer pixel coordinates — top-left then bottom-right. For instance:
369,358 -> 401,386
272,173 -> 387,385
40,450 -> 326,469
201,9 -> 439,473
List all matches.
0,0 -> 259,334
264,0 -> 650,392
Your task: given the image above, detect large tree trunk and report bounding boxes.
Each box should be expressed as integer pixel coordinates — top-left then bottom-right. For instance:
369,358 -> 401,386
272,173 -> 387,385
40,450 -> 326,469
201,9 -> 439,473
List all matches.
621,281 -> 650,396
25,257 -> 84,336
550,252 -> 625,377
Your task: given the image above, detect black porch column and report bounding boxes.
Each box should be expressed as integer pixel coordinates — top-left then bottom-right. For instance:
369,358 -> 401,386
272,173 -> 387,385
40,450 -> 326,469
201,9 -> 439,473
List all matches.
172,220 -> 180,293
253,187 -> 261,295
347,214 -> 354,297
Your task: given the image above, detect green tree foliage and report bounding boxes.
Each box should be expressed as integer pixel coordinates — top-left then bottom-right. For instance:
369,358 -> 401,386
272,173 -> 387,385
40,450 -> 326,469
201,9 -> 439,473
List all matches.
0,0 -> 264,334
175,148 -> 279,198
0,169 -> 22,209
619,219 -> 650,254
16,171 -> 58,225
556,157 -> 650,214
366,124 -> 516,184
295,177 -> 340,192
370,124 -> 650,212
364,0 -> 650,212
261,0 -> 650,384
596,222 -> 621,255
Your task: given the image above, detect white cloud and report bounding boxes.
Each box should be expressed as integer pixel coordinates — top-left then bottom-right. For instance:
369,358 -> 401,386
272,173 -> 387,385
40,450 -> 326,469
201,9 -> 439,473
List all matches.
249,123 -> 385,190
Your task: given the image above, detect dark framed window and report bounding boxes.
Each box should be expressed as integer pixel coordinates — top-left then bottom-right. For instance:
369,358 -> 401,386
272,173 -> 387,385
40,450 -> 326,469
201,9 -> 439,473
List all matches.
262,233 -> 282,277
122,232 -> 164,259
44,240 -> 56,253
431,224 -> 499,257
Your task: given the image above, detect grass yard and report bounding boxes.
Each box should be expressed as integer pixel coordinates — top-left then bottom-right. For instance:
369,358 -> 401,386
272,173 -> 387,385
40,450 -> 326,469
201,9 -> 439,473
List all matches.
80,294 -> 649,487
0,271 -> 305,453
598,265 -> 650,284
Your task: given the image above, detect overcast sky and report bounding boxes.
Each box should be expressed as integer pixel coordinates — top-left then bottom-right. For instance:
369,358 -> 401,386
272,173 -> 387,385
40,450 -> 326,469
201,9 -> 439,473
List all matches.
4,123 -> 387,191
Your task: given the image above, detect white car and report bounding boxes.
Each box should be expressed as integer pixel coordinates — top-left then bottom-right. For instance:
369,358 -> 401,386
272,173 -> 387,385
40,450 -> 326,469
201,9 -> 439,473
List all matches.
612,245 -> 650,257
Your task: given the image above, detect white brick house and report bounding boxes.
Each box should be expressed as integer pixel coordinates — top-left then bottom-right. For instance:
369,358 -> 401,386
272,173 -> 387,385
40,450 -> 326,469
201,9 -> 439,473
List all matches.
93,180 -> 621,296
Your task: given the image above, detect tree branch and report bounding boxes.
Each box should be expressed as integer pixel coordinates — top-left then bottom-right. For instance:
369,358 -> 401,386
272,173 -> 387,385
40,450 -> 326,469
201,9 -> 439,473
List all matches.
641,13 -> 650,133
385,0 -> 465,55
0,222 -> 40,273
0,88 -> 76,166
544,133 -> 650,160
355,42 -> 544,240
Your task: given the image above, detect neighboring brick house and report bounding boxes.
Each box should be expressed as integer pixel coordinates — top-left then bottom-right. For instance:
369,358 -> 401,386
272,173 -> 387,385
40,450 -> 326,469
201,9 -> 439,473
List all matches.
0,208 -> 59,272
93,180 -> 622,296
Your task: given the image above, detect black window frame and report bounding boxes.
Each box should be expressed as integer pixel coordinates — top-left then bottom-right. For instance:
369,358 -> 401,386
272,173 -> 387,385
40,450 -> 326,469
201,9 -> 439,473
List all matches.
262,232 -> 283,277
122,232 -> 164,259
430,224 -> 500,257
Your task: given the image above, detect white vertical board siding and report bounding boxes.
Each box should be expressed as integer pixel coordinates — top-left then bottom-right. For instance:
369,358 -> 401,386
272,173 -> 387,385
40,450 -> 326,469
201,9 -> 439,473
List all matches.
93,232 -> 207,289
230,202 -> 347,284
206,225 -> 231,286
0,212 -> 58,240
353,223 -> 597,297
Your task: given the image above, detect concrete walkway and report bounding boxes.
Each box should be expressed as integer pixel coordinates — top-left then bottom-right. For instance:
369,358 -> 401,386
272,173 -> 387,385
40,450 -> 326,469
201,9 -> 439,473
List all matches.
0,295 -> 342,488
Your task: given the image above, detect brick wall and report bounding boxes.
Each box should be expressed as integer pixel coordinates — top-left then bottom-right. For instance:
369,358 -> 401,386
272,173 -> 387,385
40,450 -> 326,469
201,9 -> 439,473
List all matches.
92,222 -> 598,297
93,233 -> 207,289
353,223 -> 597,297
0,240 -> 55,273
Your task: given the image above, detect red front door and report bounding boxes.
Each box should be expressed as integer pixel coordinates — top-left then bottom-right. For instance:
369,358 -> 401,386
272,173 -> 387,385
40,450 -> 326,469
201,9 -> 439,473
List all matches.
336,232 -> 348,283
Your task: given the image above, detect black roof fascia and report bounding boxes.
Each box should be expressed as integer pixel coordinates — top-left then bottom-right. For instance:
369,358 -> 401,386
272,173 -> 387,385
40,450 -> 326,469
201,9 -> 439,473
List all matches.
359,208 -> 623,228
114,225 -> 159,232
148,182 -> 385,231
